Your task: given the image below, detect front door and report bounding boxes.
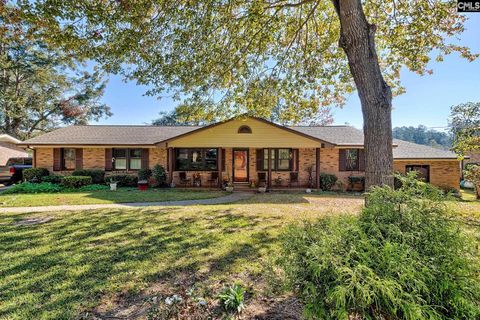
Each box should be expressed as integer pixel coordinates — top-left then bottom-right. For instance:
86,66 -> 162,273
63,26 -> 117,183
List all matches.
233,149 -> 249,182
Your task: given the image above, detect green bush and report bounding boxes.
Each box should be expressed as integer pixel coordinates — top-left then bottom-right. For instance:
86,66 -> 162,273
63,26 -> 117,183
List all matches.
22,168 -> 49,182
138,168 -> 152,181
72,169 -> 105,184
218,284 -> 246,313
152,164 -> 167,187
319,173 -> 337,191
41,175 -> 63,184
105,174 -> 138,187
278,175 -> 480,319
3,182 -> 63,194
78,184 -> 109,191
61,176 -> 92,188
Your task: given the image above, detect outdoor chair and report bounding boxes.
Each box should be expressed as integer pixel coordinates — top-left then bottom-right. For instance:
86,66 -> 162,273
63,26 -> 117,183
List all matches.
178,171 -> 192,187
288,172 -> 299,187
207,171 -> 219,187
257,172 -> 267,186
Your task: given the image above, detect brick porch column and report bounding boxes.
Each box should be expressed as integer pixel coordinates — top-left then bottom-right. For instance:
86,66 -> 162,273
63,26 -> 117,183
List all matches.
268,148 -> 272,189
217,147 -> 223,188
168,147 -> 174,184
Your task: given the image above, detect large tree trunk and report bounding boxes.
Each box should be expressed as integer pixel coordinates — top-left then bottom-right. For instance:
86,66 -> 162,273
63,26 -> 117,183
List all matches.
332,0 -> 394,189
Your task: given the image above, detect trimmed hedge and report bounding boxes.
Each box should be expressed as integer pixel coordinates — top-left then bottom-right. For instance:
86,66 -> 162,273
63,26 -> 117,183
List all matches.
72,169 -> 105,184
105,174 -> 138,187
319,173 -> 338,191
23,168 -> 49,182
41,175 -> 63,184
61,176 -> 92,188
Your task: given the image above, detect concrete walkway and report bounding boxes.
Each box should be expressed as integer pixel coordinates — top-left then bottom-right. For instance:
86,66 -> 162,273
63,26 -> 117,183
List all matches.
0,192 -> 254,214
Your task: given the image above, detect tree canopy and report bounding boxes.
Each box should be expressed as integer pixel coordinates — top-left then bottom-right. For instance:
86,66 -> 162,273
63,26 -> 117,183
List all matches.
450,102 -> 480,158
393,126 -> 452,149
18,0 -> 475,122
0,3 -> 112,139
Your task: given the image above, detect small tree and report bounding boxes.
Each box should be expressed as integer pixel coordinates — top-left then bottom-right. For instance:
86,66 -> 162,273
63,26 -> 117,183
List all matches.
464,165 -> 480,199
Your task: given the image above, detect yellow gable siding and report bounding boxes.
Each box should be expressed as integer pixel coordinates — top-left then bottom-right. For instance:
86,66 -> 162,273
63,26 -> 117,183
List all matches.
167,118 -> 322,148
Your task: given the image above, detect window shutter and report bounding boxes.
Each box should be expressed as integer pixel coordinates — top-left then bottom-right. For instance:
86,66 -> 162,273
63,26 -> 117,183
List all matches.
75,149 -> 83,170
292,149 -> 299,171
221,148 -> 226,171
53,148 -> 62,171
142,148 -> 149,169
339,149 -> 347,172
256,149 -> 264,171
105,148 -> 113,171
358,149 -> 365,171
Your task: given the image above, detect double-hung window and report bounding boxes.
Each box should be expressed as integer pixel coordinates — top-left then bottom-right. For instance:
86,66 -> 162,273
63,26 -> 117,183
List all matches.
113,148 -> 143,170
345,149 -> 359,171
259,148 -> 297,171
63,148 -> 76,170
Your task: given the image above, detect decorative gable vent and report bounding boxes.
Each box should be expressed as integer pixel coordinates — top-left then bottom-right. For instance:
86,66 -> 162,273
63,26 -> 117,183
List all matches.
238,125 -> 252,134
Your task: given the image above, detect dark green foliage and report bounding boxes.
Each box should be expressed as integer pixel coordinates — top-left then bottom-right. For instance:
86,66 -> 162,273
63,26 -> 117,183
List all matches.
218,284 -> 246,313
78,184 -> 109,192
319,173 -> 337,191
22,168 -> 49,182
393,125 -> 452,148
3,182 -> 63,194
138,168 -> 152,181
61,176 -> 92,188
72,169 -> 105,184
278,176 -> 480,319
152,164 -> 167,187
41,175 -> 63,184
105,175 -> 138,187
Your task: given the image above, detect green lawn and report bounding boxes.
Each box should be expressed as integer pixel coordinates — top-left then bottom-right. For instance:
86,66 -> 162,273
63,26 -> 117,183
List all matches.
0,192 -> 478,319
0,188 -> 226,207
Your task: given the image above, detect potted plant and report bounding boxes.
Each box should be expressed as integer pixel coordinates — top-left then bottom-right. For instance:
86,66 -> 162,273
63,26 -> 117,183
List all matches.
109,180 -> 118,191
192,172 -> 202,187
138,179 -> 149,191
249,179 -> 256,188
274,175 -> 283,187
225,181 -> 234,192
258,181 -> 267,193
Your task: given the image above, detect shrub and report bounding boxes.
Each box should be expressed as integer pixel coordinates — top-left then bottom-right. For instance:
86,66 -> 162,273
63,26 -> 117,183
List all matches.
319,173 -> 337,191
72,169 -> 105,184
278,175 -> 480,319
218,284 -> 246,313
61,176 -> 92,188
138,168 -> 152,181
105,174 -> 138,187
3,182 -> 63,194
78,184 -> 109,191
152,164 -> 167,187
22,168 -> 49,182
41,175 -> 63,184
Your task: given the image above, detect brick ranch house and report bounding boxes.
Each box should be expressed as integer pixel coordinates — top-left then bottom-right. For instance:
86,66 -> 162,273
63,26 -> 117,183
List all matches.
19,116 -> 461,191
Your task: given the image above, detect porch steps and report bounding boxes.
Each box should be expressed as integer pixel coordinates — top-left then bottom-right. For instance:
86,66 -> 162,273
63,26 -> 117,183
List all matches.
233,183 -> 255,192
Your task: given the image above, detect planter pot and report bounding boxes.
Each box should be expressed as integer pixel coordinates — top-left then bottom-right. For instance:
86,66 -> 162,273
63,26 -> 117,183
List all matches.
109,182 -> 117,191
350,182 -> 364,192
225,186 -> 234,192
305,188 -> 312,194
138,181 -> 149,191
258,186 -> 267,193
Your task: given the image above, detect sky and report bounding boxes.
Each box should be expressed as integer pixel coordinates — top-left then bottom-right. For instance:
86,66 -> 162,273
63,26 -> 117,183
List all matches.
97,15 -> 480,131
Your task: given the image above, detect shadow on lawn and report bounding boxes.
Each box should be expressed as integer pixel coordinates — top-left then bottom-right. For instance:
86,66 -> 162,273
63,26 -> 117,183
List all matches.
0,206 -> 281,319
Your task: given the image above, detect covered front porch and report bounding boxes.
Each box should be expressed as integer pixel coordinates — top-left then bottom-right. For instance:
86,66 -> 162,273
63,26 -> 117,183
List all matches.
166,147 -> 322,190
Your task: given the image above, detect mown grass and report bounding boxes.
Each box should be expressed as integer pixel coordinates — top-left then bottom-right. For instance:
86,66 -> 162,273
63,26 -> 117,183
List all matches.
0,188 -> 226,207
0,193 -> 361,319
0,192 -> 477,319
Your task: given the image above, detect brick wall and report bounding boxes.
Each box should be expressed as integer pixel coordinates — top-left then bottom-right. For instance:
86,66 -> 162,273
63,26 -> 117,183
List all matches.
394,160 -> 460,190
83,148 -> 105,169
35,148 -> 54,171
149,148 -> 167,167
321,148 -> 365,190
